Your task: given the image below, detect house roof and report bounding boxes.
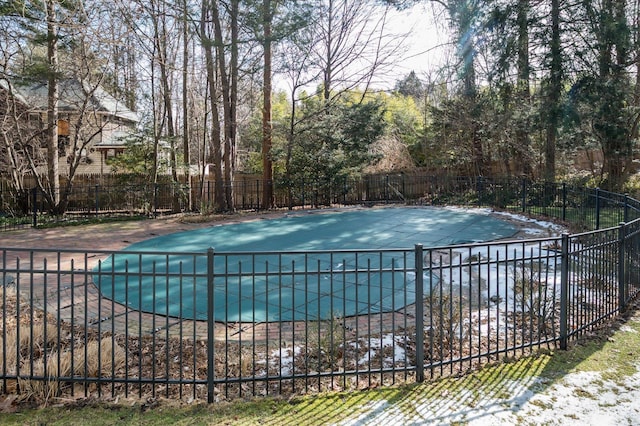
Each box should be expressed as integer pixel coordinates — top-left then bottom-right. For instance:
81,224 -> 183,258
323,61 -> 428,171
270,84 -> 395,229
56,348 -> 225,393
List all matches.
11,78 -> 138,123
0,78 -> 29,106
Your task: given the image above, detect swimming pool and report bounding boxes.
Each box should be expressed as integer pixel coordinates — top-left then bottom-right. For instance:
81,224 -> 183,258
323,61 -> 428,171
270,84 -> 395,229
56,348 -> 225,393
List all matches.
95,207 -> 518,322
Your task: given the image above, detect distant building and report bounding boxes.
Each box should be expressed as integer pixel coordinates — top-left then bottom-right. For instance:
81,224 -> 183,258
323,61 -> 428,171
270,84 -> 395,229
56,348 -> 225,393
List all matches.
1,78 -> 138,175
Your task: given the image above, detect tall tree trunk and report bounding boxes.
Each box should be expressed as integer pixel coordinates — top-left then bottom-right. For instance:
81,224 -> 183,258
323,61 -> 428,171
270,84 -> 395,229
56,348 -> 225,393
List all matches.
456,0 -> 485,176
632,0 -> 640,143
599,0 -> 630,190
201,0 -> 225,211
151,53 -> 160,186
227,0 -> 239,209
154,1 -> 178,184
125,37 -> 137,112
182,0 -> 191,210
516,0 -> 532,177
286,88 -> 297,210
212,0 -> 235,211
46,0 -> 60,210
262,0 -> 274,209
323,0 -> 333,101
544,0 -> 561,183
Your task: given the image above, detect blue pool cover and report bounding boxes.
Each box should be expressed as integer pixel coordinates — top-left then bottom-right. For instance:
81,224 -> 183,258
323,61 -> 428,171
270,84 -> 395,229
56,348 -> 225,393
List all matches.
95,207 -> 518,322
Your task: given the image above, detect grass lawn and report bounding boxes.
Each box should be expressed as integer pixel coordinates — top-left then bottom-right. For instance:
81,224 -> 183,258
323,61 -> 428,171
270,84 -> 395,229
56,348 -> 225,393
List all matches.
2,301 -> 639,426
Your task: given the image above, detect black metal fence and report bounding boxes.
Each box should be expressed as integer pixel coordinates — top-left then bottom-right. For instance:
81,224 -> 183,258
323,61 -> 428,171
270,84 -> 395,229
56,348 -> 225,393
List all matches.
2,175 -> 640,230
2,200 -> 640,403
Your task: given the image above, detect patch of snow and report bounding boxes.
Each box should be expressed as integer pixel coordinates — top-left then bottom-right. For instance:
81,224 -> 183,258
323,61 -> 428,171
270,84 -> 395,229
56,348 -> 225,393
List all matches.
358,348 -> 377,366
355,334 -> 408,367
492,210 -> 567,235
266,346 -> 301,377
335,366 -> 640,426
474,370 -> 640,426
619,324 -> 637,333
338,400 -> 391,426
432,241 -> 564,309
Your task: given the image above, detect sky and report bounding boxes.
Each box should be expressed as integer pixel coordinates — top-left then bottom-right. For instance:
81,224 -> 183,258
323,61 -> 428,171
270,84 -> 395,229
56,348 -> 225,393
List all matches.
385,3 -> 451,82
274,3 -> 452,94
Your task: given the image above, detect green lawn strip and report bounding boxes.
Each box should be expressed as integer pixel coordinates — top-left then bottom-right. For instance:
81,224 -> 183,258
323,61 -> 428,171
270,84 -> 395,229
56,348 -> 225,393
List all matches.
0,359 -> 551,425
2,314 -> 638,426
542,312 -> 640,385
2,285 -> 638,425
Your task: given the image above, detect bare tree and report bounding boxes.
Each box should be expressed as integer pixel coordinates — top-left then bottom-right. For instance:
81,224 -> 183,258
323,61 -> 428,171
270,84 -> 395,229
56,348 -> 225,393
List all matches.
151,0 -> 179,184
182,0 -> 191,209
240,0 -> 313,209
277,23 -> 323,207
46,0 -> 60,208
314,0 -> 406,102
0,77 -> 46,198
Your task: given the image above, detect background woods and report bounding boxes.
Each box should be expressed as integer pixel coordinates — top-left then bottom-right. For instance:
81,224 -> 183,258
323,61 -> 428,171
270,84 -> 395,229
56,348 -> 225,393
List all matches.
2,0 -> 640,215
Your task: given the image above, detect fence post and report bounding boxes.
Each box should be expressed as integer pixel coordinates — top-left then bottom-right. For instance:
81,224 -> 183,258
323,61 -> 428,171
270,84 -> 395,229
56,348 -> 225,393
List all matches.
314,180 -> 318,207
562,183 -> 567,222
207,180 -> 211,208
624,194 -> 629,223
402,173 -> 406,200
365,176 -> 370,202
153,183 -> 159,217
385,175 -> 389,204
618,223 -> 627,312
521,178 -> 527,213
559,233 -> 570,350
95,184 -> 99,215
207,247 -> 215,403
256,179 -> 260,211
595,188 -> 601,230
31,187 -> 38,227
414,244 -> 425,382
343,176 -> 348,206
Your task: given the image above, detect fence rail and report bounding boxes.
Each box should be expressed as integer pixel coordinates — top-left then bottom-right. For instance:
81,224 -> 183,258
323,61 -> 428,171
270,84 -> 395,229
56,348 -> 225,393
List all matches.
2,178 -> 640,403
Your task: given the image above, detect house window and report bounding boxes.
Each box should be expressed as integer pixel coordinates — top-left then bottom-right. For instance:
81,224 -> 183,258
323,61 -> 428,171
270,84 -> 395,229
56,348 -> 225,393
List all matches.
58,136 -> 70,157
58,119 -> 70,136
68,148 -> 91,164
105,148 -> 124,159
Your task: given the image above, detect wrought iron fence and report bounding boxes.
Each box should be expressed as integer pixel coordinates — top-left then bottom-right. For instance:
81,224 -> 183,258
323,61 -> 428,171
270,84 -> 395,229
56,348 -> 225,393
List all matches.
1,216 -> 639,402
2,175 -> 640,230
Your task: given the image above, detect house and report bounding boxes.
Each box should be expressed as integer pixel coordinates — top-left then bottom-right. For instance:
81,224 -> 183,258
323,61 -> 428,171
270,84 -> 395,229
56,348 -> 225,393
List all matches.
1,78 -> 138,175
0,78 -> 34,188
